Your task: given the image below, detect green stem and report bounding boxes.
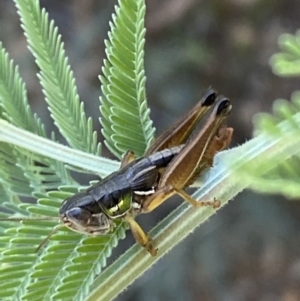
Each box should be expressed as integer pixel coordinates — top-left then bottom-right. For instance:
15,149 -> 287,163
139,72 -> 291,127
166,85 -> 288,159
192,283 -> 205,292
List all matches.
0,119 -> 119,177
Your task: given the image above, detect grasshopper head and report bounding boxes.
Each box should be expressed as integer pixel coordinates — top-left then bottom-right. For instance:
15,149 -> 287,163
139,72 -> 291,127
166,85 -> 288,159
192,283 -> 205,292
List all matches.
59,194 -> 114,235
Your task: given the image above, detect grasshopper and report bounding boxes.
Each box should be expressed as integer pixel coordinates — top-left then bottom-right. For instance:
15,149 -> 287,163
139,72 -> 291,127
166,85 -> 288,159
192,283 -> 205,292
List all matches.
59,88 -> 233,255
2,88 -> 233,256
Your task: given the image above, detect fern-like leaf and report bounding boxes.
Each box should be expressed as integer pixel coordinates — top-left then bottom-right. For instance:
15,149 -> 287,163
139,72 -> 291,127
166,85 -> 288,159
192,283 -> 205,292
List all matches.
14,0 -> 100,155
270,30 -> 300,76
99,0 -> 155,159
235,91 -> 300,198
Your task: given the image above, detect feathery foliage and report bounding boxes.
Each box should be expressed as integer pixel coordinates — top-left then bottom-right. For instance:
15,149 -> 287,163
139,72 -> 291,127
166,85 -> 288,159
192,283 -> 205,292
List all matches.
99,0 -> 155,159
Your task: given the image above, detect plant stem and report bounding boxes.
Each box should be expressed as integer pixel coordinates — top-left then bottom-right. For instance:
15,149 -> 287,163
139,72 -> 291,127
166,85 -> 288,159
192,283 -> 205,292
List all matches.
0,119 -> 120,177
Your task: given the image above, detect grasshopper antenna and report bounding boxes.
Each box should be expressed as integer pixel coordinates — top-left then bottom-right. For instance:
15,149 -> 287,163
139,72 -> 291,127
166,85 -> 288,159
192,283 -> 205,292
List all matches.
35,224 -> 63,252
0,216 -> 59,221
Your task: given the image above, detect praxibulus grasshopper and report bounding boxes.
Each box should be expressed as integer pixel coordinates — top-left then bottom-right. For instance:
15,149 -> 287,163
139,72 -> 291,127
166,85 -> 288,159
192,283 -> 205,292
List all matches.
2,88 -> 233,256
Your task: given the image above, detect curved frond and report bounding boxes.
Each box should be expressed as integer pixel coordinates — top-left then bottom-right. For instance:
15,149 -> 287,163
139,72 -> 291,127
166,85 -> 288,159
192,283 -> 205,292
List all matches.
14,0 -> 100,155
99,0 -> 155,159
235,91 -> 300,198
270,30 -> 300,76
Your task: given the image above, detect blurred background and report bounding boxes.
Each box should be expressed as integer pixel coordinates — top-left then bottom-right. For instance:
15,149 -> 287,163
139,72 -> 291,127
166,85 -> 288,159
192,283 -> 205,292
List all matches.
1,0 -> 300,300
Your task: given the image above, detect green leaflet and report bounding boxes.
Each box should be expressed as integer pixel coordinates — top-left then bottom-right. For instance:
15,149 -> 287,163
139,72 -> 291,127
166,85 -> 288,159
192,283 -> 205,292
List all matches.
270,29 -> 300,77
100,0 -> 155,159
14,0 -> 100,155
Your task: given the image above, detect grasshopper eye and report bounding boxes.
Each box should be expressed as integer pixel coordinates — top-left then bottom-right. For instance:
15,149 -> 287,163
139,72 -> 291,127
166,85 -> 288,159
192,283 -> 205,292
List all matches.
62,207 -> 113,235
216,97 -> 232,116
202,89 -> 217,106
